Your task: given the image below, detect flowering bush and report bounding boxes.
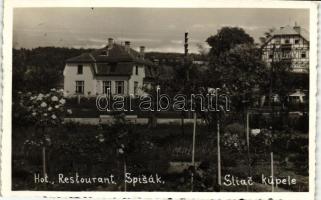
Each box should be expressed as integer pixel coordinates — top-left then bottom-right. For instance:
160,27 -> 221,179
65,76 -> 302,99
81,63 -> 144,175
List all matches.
221,123 -> 246,152
250,128 -> 273,154
222,132 -> 246,152
13,88 -> 72,126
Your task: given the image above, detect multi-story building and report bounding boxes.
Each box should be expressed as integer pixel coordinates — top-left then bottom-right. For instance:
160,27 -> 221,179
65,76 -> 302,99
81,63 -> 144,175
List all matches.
261,24 -> 309,73
63,38 -> 154,97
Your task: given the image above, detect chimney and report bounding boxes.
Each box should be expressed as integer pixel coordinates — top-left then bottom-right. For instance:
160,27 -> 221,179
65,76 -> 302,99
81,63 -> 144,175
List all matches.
140,46 -> 145,59
293,22 -> 301,34
108,38 -> 114,49
125,41 -> 131,52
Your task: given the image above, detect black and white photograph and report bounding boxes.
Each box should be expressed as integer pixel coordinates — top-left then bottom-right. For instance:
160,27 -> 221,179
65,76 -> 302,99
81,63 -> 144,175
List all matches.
1,0 -> 318,199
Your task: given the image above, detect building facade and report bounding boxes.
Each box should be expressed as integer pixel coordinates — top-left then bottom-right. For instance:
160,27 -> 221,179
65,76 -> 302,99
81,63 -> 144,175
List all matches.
63,38 -> 154,97
261,24 -> 309,73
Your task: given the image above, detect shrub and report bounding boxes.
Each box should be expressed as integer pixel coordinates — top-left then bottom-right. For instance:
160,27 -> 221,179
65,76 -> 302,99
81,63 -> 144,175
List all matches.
224,123 -> 244,137
13,89 -> 72,127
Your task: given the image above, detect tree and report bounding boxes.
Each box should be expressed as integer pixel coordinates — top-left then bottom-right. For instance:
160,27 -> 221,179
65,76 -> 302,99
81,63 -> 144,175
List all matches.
259,28 -> 276,44
203,27 -> 269,190
205,27 -> 269,112
12,47 -> 92,93
14,89 -> 72,181
206,27 -> 254,58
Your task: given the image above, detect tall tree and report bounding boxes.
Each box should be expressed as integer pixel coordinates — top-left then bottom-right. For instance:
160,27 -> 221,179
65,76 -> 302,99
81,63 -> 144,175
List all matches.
205,27 -> 268,112
204,27 -> 269,190
206,27 -> 254,58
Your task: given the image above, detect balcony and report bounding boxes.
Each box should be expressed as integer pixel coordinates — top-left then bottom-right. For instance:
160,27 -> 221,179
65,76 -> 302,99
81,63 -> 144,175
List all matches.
280,44 -> 292,50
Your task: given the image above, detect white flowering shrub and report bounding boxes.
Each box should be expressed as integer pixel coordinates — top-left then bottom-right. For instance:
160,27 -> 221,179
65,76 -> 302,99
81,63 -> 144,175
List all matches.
222,132 -> 245,152
13,88 -> 72,126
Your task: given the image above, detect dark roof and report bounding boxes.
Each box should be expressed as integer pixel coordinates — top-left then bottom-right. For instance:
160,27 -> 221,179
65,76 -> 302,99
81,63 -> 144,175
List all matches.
66,43 -> 153,65
66,43 -> 155,77
66,53 -> 96,63
94,62 -> 133,76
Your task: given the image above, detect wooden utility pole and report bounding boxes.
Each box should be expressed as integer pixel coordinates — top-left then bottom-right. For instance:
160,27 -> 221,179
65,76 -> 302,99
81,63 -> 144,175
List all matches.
181,32 -> 189,136
184,31 -> 196,191
184,32 -> 189,81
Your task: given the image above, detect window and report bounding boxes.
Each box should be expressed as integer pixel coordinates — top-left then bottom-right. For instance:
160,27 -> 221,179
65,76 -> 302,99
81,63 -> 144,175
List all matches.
285,39 -> 290,44
103,81 -> 111,94
135,66 -> 138,75
274,38 -> 280,44
301,51 -> 306,58
76,81 -> 84,94
269,54 -> 273,59
134,81 -> 139,95
295,39 -> 299,44
77,65 -> 83,74
116,81 -> 124,95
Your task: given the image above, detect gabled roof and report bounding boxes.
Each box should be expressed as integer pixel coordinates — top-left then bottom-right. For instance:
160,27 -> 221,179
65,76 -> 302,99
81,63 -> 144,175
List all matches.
262,25 -> 309,47
66,53 -> 96,63
66,43 -> 153,66
299,28 -> 309,42
272,25 -> 309,41
94,62 -> 133,76
66,42 -> 155,77
273,26 -> 299,36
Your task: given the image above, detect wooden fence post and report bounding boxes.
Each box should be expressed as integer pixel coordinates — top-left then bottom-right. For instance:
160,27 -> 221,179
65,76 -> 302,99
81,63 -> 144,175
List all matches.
191,112 -> 197,191
217,119 -> 221,187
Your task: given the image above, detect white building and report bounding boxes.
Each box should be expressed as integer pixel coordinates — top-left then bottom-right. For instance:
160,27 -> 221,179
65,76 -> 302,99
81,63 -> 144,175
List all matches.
63,38 -> 154,97
261,24 -> 309,73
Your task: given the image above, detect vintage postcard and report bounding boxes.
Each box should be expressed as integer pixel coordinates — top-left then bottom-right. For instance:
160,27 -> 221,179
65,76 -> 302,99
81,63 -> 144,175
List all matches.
1,0 -> 318,199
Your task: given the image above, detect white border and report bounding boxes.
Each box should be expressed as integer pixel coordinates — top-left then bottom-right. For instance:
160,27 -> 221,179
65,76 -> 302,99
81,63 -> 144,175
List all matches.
1,0 -> 318,199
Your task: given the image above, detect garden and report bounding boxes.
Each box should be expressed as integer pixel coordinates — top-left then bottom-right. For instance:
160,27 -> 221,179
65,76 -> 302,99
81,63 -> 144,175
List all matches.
12,90 -> 309,192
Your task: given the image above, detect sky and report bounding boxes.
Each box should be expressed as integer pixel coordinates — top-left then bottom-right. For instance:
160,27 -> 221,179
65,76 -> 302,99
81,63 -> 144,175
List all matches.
13,8 -> 309,53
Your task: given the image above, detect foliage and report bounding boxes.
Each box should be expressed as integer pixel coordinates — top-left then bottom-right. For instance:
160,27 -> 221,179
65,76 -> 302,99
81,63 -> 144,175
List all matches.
98,113 -> 168,175
259,28 -> 276,44
12,123 -> 309,191
12,47 -> 92,92
224,122 -> 244,137
13,89 -> 72,127
206,27 -> 254,57
250,128 -> 273,154
13,89 -> 73,172
205,43 -> 269,111
222,132 -> 246,152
